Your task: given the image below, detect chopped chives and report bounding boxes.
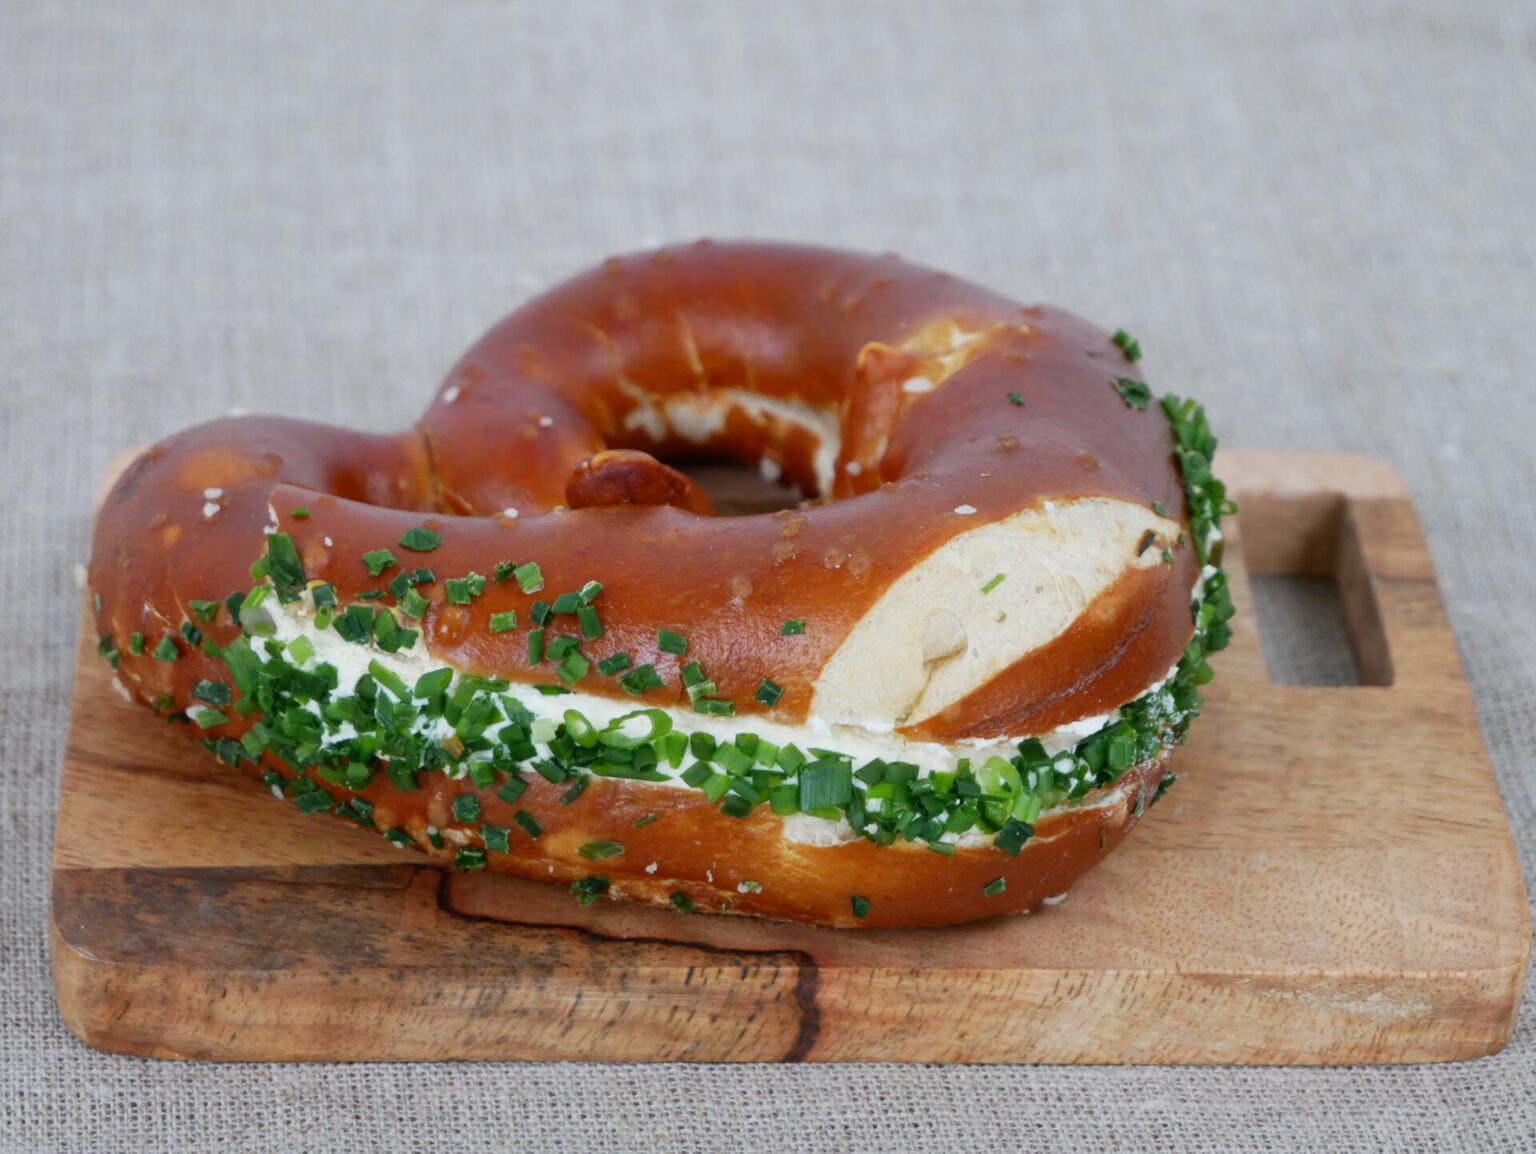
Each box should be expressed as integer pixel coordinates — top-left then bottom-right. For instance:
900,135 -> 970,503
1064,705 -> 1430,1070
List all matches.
128,632 -> 145,655
1112,377 -> 1152,410
754,679 -> 784,707
493,560 -> 518,582
657,628 -> 687,655
577,840 -> 624,861
1007,392 -> 1024,406
189,600 -> 220,623
850,896 -> 871,920
151,636 -> 179,662
191,708 -> 227,729
692,698 -> 734,717
513,562 -> 544,593
399,527 -> 442,552
453,847 -> 487,870
669,892 -> 695,913
1112,328 -> 1142,361
513,810 -> 542,838
1151,500 -> 1167,517
551,592 -> 581,614
451,794 -> 482,823
798,761 -> 852,810
527,627 -> 545,665
414,667 -> 452,698
497,778 -> 528,805
399,588 -> 430,619
489,610 -> 518,633
361,549 -> 397,576
263,533 -> 306,600
578,580 -> 603,603
368,659 -> 411,701
191,679 -> 231,705
597,652 -> 632,675
481,824 -> 510,854
780,619 -> 805,635
980,573 -> 1005,594
983,877 -> 1007,897
634,813 -> 658,827
618,663 -> 663,695
570,876 -> 610,905
577,605 -> 603,640
1137,529 -> 1157,556
290,507 -> 310,518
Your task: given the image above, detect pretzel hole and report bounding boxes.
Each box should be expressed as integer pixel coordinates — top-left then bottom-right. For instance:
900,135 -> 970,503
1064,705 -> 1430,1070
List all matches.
676,458 -> 804,516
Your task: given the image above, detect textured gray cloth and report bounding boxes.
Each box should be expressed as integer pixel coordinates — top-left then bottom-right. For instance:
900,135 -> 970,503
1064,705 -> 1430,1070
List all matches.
3,2 -> 1534,1151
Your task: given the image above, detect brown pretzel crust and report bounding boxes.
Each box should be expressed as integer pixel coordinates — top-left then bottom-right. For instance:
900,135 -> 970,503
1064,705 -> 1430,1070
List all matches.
89,240 -> 1196,927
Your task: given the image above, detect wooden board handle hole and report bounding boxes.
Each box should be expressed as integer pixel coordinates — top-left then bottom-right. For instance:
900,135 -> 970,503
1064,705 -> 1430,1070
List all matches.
1236,491 -> 1394,688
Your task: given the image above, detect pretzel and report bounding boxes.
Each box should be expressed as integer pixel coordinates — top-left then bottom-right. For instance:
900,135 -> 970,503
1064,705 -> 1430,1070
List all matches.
88,241 -> 1232,927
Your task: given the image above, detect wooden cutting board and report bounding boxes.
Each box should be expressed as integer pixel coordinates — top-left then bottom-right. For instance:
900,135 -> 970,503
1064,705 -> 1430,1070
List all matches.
50,451 -> 1530,1064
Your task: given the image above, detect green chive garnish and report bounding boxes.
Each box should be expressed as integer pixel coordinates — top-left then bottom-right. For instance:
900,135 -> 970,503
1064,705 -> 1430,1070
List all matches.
556,652 -> 590,686
151,636 -> 179,662
191,708 -> 227,729
1137,529 -> 1157,556
513,810 -> 542,838
577,605 -> 603,640
1112,328 -> 1142,361
618,663 -> 663,696
490,610 -> 518,633
1151,500 -> 1167,517
263,533 -> 306,601
453,847 -> 487,870
493,560 -> 518,582
570,876 -> 610,906
290,506 -> 310,518
399,527 -> 442,552
191,680 -> 231,706
634,813 -> 658,827
657,628 -> 687,655
481,824 -> 510,853
1112,377 -> 1152,410
850,896 -> 871,919
983,877 -> 1007,897
361,549 -> 397,576
513,562 -> 544,593
128,632 -> 145,655
414,667 -> 452,698
669,892 -> 695,913
754,679 -> 783,707
451,794 -> 482,823
189,600 -> 220,623
577,840 -> 624,861
780,619 -> 805,635
400,588 -> 429,619
1007,392 -> 1024,406
981,573 -> 1005,594
597,652 -> 632,675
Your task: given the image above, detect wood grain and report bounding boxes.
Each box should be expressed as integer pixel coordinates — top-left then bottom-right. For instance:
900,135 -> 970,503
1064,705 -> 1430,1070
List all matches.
51,451 -> 1530,1063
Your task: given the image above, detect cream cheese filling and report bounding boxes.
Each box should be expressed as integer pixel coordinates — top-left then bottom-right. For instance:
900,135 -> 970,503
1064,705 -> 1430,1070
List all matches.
253,592 -> 1175,837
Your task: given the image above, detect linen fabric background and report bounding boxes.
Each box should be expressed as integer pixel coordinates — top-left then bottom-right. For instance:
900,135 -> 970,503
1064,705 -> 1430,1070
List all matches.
3,2 -> 1534,1151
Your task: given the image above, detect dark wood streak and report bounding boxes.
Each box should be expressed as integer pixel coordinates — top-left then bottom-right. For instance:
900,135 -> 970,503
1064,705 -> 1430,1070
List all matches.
432,872 -> 823,1061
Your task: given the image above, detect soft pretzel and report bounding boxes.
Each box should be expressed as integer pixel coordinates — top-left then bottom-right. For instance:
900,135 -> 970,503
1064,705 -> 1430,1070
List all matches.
88,241 -> 1233,927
